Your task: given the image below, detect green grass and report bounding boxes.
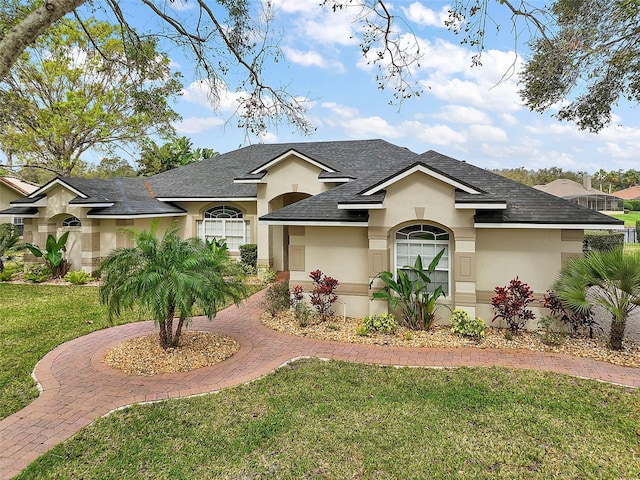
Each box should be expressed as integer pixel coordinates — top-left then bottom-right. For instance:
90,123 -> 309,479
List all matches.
16,359 -> 640,480
0,283 -> 262,419
609,211 -> 640,227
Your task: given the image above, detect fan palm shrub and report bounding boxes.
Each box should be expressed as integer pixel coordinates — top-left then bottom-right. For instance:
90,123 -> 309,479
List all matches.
553,248 -> 640,350
99,224 -> 247,349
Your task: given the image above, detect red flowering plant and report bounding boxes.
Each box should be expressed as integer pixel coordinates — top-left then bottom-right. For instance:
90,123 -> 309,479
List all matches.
491,276 -> 535,334
289,284 -> 305,308
308,269 -> 339,321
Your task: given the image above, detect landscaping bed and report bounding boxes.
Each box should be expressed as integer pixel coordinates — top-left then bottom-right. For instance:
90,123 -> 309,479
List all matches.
262,311 -> 640,368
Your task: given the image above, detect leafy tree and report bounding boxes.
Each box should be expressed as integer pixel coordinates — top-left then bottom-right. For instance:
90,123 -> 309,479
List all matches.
0,223 -> 25,272
448,0 -> 640,132
99,224 -> 247,349
0,17 -> 182,177
137,136 -> 218,176
84,157 -> 138,179
553,249 -> 640,350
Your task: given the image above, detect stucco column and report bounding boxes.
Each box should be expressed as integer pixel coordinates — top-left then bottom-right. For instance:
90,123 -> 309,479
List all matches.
81,219 -> 101,274
255,185 -> 272,270
453,227 -> 477,317
367,226 -> 389,316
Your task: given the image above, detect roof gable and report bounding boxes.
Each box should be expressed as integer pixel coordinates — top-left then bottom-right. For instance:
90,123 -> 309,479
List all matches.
0,177 -> 38,196
361,162 -> 481,196
249,149 -> 337,175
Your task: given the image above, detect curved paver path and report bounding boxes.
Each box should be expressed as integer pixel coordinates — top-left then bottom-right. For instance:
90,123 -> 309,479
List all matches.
1,287 -> 639,479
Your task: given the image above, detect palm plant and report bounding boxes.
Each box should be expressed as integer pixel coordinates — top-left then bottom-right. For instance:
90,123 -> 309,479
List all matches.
371,250 -> 446,330
99,224 -> 247,349
0,223 -> 26,272
553,248 -> 640,350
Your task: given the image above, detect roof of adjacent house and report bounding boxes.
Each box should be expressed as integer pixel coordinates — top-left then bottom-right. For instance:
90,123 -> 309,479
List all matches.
0,176 -> 39,195
611,185 -> 640,200
0,139 -> 623,227
533,178 -> 619,200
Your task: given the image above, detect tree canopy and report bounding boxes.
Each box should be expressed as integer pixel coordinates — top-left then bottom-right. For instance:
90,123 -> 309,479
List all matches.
137,136 -> 218,176
0,0 -> 638,135
0,16 -> 181,178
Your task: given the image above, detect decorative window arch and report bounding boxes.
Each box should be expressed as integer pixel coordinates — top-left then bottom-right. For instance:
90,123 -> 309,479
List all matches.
197,206 -> 248,250
395,224 -> 450,295
61,216 -> 82,228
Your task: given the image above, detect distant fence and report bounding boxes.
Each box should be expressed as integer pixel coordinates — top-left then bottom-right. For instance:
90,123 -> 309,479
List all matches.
625,227 -> 638,243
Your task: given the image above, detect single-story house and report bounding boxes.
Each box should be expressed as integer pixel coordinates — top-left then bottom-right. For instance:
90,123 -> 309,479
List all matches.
1,139 -> 623,322
611,185 -> 640,200
533,177 -> 623,213
0,176 -> 39,234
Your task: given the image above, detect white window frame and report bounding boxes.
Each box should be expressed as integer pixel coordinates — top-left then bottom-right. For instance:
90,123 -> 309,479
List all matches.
197,206 -> 248,251
61,216 -> 82,228
394,224 -> 451,296
13,217 -> 24,236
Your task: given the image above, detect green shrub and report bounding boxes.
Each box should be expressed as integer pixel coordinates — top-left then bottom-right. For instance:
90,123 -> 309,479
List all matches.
260,281 -> 290,317
64,270 -> 93,285
361,313 -> 397,334
627,199 -> 640,211
23,263 -> 51,283
450,309 -> 486,338
294,302 -> 311,327
0,270 -> 13,282
355,324 -> 369,336
239,244 -> 257,270
537,315 -> 565,346
636,220 -> 640,241
260,267 -> 277,284
583,231 -> 624,252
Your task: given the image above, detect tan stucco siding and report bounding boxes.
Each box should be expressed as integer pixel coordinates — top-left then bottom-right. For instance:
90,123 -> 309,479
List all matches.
474,228 -> 582,325
289,226 -> 371,318
0,183 -> 24,224
262,156 -> 328,201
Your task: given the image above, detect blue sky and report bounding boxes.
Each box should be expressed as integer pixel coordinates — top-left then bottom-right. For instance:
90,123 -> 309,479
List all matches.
99,1 -> 640,172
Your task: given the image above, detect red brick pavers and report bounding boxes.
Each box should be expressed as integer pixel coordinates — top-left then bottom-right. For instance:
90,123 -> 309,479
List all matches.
1,289 -> 639,479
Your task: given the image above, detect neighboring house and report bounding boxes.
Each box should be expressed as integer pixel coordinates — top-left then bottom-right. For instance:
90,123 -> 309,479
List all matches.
0,176 -> 39,234
611,185 -> 640,200
533,177 -> 623,213
1,139 -> 623,322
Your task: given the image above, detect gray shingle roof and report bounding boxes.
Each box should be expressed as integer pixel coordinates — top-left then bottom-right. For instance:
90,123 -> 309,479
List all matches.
260,148 -> 622,226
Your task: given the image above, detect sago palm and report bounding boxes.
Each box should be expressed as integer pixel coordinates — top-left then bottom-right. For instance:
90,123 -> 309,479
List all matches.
99,224 -> 247,349
553,248 -> 640,350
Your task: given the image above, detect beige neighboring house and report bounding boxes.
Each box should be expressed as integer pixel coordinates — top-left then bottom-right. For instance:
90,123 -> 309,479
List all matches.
611,185 -> 640,200
1,140 -> 624,324
533,177 -> 623,214
0,176 -> 39,234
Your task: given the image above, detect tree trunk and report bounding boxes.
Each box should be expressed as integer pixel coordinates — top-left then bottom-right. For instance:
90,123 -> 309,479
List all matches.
609,318 -> 626,351
172,316 -> 186,348
0,0 -> 88,80
158,319 -> 169,349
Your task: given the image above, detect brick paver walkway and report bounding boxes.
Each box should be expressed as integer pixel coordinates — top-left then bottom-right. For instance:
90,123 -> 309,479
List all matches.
2,287 -> 639,479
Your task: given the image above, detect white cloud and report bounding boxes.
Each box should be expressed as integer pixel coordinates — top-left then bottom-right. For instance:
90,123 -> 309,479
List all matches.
168,0 -> 194,12
283,47 -> 345,72
181,80 -> 248,114
270,0 -> 320,14
175,116 -> 225,134
401,3 -> 450,28
468,124 -> 508,142
500,113 -> 519,127
413,123 -> 467,145
432,105 -> 491,125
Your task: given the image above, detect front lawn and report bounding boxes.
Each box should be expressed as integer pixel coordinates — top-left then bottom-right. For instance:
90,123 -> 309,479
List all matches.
0,282 -> 262,419
610,210 -> 640,227
17,359 -> 640,479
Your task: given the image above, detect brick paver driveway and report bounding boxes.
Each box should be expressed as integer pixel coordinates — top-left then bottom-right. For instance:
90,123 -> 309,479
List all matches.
1,287 -> 639,479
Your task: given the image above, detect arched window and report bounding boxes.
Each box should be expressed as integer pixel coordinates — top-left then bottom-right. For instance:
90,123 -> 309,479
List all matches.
61,216 -> 82,227
395,224 -> 450,295
197,206 -> 248,250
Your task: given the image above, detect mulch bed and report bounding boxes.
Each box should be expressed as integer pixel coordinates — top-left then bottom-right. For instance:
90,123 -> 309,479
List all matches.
104,332 -> 239,376
262,311 -> 640,369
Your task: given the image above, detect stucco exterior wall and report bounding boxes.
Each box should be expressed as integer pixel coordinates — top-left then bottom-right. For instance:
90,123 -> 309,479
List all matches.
257,155 -> 331,270
0,183 -> 24,224
289,226 -> 371,319
474,228 -> 584,326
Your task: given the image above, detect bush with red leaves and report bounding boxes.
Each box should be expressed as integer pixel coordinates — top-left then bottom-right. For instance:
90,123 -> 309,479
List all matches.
491,276 -> 535,334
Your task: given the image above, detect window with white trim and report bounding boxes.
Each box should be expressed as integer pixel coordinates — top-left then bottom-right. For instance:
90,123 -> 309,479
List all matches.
395,224 -> 450,295
13,217 -> 24,236
196,206 -> 248,251
61,216 -> 82,227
